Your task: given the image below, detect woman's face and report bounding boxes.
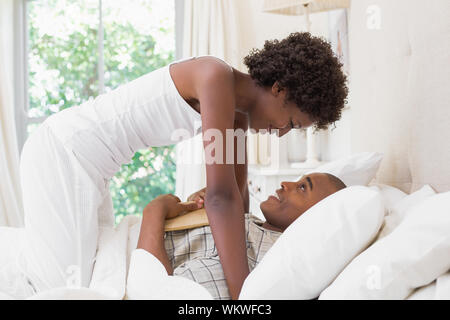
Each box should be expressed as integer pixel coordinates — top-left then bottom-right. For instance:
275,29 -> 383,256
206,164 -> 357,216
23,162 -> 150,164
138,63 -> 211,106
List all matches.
248,83 -> 314,137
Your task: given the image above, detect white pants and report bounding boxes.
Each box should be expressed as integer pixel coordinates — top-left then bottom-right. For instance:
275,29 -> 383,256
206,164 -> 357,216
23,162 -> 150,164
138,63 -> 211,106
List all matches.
19,122 -> 113,294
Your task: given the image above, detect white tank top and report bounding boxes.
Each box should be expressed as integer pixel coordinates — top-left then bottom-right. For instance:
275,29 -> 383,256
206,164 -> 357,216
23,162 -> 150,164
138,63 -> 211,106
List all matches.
45,56 -> 215,179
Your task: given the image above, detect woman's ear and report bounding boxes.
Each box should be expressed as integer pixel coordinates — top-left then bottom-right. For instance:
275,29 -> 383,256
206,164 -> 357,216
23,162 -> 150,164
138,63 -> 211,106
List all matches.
271,81 -> 283,96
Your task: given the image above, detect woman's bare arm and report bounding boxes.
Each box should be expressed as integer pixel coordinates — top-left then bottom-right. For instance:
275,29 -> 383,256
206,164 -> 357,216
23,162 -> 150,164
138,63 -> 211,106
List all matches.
196,60 -> 249,299
233,112 -> 249,212
189,114 -> 249,212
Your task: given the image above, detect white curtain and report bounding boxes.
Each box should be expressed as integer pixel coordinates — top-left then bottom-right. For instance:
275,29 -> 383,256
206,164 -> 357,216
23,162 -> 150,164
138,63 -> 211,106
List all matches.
175,0 -> 245,200
0,0 -> 25,226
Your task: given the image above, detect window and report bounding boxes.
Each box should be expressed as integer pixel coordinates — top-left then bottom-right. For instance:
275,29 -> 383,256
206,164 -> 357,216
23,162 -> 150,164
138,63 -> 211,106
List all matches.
16,0 -> 183,223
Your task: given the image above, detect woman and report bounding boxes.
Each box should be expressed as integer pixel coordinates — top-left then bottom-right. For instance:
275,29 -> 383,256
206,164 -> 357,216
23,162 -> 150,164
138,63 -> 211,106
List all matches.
19,32 -> 347,299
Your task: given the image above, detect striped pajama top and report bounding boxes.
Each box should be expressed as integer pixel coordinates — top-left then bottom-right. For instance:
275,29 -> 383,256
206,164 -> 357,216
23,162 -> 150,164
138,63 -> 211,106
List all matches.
164,213 -> 281,300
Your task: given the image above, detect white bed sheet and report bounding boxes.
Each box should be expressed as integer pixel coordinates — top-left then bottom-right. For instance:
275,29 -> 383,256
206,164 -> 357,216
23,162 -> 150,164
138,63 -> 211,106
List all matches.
0,215 -> 211,300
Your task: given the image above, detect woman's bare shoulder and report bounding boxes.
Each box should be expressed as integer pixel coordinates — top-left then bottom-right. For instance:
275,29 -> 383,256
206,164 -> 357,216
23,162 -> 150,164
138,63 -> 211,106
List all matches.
193,56 -> 233,82
169,56 -> 234,103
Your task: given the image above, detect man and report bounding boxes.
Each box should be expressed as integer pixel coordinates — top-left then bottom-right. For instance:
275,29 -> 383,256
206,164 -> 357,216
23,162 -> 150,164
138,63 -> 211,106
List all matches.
137,173 -> 346,299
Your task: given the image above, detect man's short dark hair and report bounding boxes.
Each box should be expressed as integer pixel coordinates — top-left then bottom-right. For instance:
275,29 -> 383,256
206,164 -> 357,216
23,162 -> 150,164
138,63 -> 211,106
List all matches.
324,173 -> 347,191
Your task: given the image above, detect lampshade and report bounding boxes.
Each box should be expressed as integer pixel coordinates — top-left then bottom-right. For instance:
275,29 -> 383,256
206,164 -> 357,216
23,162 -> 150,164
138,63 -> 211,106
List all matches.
263,0 -> 350,16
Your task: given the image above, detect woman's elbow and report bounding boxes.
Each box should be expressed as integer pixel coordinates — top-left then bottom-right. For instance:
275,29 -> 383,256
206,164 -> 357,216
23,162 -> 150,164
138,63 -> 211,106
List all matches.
205,190 -> 231,206
205,189 -> 240,209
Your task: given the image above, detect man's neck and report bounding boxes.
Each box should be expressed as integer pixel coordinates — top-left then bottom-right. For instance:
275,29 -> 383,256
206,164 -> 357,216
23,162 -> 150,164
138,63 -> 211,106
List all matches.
261,222 -> 284,233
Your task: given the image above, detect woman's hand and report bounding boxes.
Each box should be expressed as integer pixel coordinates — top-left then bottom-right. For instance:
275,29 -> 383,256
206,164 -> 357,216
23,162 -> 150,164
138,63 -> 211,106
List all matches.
144,194 -> 200,220
187,187 -> 206,208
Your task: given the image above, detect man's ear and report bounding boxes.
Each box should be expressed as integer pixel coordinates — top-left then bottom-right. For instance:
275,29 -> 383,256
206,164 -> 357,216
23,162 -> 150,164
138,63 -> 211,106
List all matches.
271,81 -> 283,96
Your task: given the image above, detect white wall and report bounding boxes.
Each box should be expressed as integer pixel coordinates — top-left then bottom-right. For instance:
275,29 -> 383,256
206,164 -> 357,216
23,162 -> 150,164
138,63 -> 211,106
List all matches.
235,0 -> 329,70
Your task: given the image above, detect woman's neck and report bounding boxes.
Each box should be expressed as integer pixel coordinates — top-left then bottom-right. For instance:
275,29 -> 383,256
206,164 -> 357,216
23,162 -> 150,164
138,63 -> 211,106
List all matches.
232,68 -> 264,114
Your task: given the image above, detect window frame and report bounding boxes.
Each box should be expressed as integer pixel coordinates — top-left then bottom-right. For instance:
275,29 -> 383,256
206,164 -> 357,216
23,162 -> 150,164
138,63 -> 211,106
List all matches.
13,0 -> 184,153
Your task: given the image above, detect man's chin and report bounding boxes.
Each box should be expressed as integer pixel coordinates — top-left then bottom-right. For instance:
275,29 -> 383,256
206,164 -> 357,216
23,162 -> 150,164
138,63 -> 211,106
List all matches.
259,201 -> 275,220
259,199 -> 270,211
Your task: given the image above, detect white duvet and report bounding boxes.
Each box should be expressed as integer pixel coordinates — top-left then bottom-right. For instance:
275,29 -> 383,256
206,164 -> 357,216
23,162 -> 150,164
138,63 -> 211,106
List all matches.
0,215 -> 212,300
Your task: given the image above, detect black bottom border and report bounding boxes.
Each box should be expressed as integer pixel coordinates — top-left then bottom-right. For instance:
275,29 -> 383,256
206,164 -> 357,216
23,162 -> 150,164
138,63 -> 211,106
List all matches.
1,299 -> 448,318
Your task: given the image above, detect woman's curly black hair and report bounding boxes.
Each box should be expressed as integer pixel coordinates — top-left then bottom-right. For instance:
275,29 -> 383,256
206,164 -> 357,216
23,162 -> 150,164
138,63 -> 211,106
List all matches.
244,32 -> 348,130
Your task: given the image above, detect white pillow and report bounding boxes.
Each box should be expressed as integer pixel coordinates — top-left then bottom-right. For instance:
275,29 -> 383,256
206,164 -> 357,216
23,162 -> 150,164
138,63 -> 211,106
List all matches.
319,191 -> 450,300
303,152 -> 383,187
369,183 -> 407,212
239,186 -> 384,300
377,185 -> 435,239
407,271 -> 450,300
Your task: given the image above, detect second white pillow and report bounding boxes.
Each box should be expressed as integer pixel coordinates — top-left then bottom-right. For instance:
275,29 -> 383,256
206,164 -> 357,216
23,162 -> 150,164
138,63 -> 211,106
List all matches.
304,152 -> 383,187
377,185 -> 435,239
319,191 -> 450,300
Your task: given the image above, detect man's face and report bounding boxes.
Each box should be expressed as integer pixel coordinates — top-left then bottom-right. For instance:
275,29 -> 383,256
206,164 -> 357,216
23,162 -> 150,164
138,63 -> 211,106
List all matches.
260,173 -> 341,231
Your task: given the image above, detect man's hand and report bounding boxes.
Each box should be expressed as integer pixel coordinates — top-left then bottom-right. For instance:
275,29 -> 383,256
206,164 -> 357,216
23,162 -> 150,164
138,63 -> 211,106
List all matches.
138,194 -> 200,275
187,187 -> 206,209
144,194 -> 200,220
